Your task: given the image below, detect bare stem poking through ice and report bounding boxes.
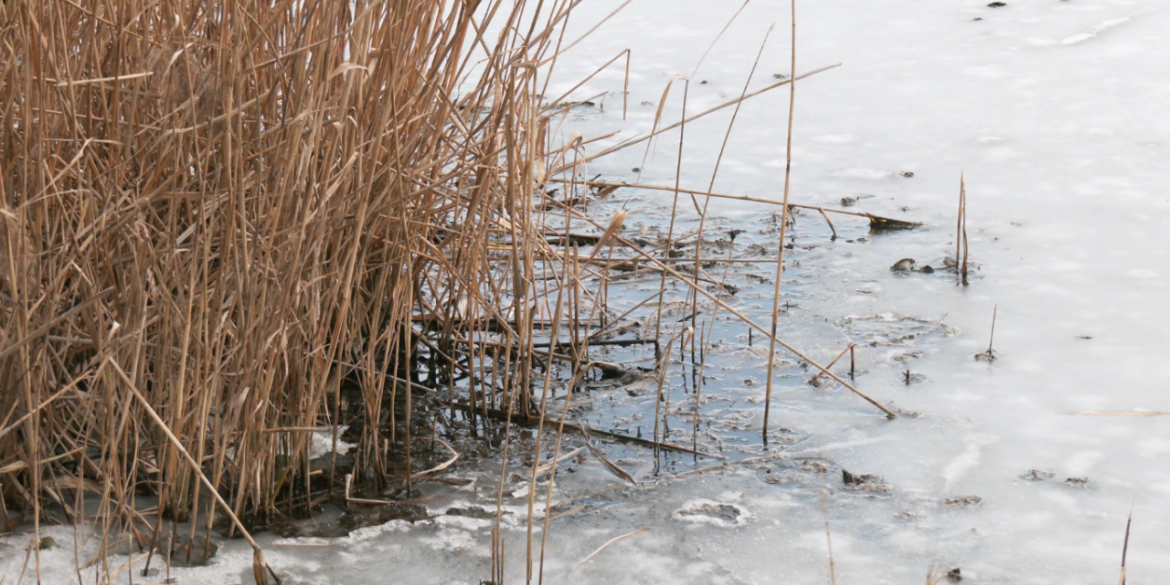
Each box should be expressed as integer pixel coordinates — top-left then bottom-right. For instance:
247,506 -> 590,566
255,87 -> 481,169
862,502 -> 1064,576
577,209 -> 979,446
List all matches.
763,0 -> 801,444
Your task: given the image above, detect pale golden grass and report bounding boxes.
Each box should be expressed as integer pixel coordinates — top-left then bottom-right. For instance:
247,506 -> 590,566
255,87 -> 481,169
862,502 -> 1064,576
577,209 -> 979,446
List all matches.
1,0 -> 909,581
0,0 -> 579,579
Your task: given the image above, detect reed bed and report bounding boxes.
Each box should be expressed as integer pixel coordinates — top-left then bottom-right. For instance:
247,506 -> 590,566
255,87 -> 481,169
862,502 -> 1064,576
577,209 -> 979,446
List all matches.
0,0 -> 904,581
0,0 -> 584,576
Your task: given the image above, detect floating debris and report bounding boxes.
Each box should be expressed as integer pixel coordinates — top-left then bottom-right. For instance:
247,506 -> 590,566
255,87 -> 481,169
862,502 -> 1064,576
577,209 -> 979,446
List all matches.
842,469 -> 890,493
868,215 -> 921,231
890,258 -> 917,272
1064,477 -> 1090,488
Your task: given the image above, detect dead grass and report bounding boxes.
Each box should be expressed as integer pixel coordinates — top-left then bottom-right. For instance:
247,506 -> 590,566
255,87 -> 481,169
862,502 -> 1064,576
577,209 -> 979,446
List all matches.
0,0 -> 909,580
0,0 -> 582,577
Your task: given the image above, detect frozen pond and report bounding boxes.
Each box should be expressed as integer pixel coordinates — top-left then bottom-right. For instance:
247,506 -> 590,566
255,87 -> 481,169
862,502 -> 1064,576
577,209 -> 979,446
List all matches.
6,0 -> 1170,583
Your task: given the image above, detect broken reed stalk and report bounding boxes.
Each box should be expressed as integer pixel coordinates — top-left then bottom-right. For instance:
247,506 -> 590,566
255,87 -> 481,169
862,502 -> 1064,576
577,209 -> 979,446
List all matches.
654,326 -> 693,465
652,78 -> 690,350
524,231 -> 570,584
957,171 -> 970,285
988,304 -> 997,355
571,528 -> 649,573
560,62 -> 842,174
692,0 -> 755,77
764,0 -> 801,444
555,179 -> 919,229
1119,495 -> 1135,585
975,304 -> 998,362
809,344 -> 855,385
684,25 -> 774,371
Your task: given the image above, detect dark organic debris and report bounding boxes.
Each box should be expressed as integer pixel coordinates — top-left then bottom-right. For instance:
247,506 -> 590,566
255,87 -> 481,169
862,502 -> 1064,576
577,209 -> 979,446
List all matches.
842,469 -> 890,493
944,495 -> 983,509
947,567 -> 963,582
903,369 -> 926,385
974,349 -> 998,362
1064,477 -> 1090,487
801,460 -> 829,474
1021,469 -> 1054,482
868,215 -> 921,231
892,350 -> 923,363
678,503 -> 742,522
988,1 -> 1006,6
446,506 -> 498,519
842,469 -> 877,485
809,375 -> 836,390
890,258 -> 917,272
339,502 -> 429,532
159,535 -> 219,566
900,171 -> 915,178
595,362 -> 646,386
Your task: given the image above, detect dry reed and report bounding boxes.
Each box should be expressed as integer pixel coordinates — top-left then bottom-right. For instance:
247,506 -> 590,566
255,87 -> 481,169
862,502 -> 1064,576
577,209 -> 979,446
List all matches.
0,0 -> 583,577
0,0 -> 908,580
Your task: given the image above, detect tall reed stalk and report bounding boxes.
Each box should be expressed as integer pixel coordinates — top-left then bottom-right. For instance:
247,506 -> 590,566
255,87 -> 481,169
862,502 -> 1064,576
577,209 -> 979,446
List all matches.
0,0 -> 578,572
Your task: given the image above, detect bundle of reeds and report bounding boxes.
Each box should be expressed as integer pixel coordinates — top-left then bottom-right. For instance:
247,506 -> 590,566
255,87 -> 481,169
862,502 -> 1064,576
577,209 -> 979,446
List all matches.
0,0 -> 587,573
1,0 -> 916,579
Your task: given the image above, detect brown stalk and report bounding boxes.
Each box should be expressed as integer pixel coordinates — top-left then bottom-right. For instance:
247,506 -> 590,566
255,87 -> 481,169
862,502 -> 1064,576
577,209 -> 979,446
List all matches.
554,179 -> 918,227
109,359 -> 281,584
764,0 -> 801,443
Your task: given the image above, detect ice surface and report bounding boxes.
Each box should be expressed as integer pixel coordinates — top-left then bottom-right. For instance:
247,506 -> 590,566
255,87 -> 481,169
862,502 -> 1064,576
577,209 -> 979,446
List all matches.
5,0 -> 1170,583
